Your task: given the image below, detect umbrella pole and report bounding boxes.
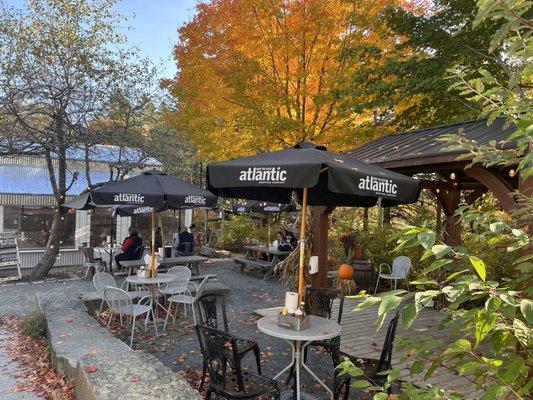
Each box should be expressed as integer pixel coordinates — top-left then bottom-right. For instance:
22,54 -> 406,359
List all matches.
267,215 -> 271,247
150,208 -> 156,276
298,188 -> 308,303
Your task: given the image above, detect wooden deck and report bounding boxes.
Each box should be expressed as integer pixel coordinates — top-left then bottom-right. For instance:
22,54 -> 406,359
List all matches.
255,298 -> 483,399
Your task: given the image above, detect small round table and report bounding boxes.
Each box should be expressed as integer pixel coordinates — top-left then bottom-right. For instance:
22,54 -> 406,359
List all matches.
126,273 -> 177,321
257,315 -> 341,400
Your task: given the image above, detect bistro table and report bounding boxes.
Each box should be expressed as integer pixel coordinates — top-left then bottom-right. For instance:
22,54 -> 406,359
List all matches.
121,255 -> 208,276
94,245 -> 120,273
234,245 -> 292,280
125,273 -> 177,323
257,315 -> 341,400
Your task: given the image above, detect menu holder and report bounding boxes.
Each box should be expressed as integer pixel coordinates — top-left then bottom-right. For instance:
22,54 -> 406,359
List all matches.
277,313 -> 309,331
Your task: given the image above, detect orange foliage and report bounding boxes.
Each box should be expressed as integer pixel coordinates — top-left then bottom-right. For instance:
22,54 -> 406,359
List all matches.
163,0 -> 408,160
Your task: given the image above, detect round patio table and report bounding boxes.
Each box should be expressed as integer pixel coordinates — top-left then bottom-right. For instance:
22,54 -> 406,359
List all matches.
126,273 -> 177,321
257,315 -> 341,400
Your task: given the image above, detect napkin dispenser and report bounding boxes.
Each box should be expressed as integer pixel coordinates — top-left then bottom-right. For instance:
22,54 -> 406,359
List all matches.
137,266 -> 149,278
277,313 -> 309,331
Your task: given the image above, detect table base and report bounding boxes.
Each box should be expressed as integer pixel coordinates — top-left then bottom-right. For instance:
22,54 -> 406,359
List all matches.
280,390 -> 319,400
275,340 -> 333,400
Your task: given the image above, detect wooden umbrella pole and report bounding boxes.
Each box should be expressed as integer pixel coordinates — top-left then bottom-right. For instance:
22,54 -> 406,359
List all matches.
298,187 -> 308,303
151,208 -> 156,276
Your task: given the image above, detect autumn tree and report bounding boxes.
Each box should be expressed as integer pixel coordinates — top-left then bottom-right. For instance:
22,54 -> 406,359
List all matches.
338,0 -> 510,132
0,0 -> 157,278
164,0 -> 409,160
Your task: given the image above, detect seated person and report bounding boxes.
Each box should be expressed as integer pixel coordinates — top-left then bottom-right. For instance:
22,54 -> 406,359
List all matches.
115,227 -> 143,269
174,225 -> 195,255
285,230 -> 298,249
152,226 -> 163,251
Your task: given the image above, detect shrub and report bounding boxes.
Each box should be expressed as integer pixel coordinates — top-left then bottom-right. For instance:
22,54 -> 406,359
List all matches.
22,311 -> 47,339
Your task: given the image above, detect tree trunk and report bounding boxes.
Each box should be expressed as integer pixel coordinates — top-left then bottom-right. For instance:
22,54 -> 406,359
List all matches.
31,209 -> 66,279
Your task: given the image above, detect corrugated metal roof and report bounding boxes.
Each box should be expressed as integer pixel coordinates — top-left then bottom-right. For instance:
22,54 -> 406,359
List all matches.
344,118 -> 515,165
65,145 -> 161,166
0,164 -> 112,196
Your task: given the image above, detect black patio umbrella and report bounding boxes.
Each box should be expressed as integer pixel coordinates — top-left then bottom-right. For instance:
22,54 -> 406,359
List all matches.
207,142 -> 421,300
64,170 -> 218,274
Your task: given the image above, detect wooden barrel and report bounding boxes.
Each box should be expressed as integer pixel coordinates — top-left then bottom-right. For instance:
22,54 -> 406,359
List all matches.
352,259 -> 373,292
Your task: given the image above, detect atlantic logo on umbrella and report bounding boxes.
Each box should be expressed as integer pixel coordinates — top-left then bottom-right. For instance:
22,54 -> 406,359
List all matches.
113,193 -> 146,203
184,195 -> 207,205
238,167 -> 287,184
358,176 -> 398,197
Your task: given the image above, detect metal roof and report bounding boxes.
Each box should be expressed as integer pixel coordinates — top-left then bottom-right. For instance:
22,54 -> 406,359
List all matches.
65,145 -> 161,166
344,118 -> 515,165
0,164 -> 112,196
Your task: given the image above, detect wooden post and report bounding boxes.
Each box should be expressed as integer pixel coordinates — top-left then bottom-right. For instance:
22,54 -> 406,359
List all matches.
150,208 -> 156,277
297,188 -> 308,303
311,205 -> 335,288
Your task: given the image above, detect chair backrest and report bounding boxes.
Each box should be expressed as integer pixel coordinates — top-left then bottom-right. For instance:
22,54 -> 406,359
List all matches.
195,324 -> 243,392
93,272 -> 117,296
80,246 -> 96,263
197,293 -> 229,332
392,256 -> 411,278
178,241 -> 193,255
194,274 -> 215,301
103,286 -> 133,314
166,266 -> 191,288
304,287 -> 345,324
132,245 -> 144,260
376,311 -> 400,373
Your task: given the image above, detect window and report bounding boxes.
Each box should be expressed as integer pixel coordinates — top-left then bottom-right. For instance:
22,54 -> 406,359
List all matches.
90,208 -> 116,247
3,206 -> 75,248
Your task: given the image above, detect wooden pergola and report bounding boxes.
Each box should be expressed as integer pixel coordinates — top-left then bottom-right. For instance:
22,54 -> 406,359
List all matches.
311,118 -> 530,287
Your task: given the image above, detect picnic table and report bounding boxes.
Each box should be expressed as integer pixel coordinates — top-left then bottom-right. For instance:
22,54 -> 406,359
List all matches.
121,255 -> 208,276
234,245 -> 291,280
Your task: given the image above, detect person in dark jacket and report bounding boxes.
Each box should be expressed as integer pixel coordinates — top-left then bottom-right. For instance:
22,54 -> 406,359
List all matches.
175,225 -> 195,255
152,226 -> 163,251
115,227 -> 143,269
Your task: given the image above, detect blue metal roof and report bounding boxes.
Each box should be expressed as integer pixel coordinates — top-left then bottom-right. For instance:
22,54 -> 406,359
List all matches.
65,145 -> 161,166
0,164 -> 113,196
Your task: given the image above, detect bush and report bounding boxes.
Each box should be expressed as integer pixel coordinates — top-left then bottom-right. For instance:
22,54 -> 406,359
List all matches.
213,215 -> 270,253
22,311 -> 47,339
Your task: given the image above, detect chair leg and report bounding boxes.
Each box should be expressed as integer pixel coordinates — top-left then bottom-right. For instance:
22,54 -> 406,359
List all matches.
130,315 -> 136,347
152,309 -> 158,336
253,344 -> 262,374
192,304 -> 197,325
163,303 -> 172,331
374,275 -> 380,294
393,278 -> 397,290
98,299 -> 104,314
107,311 -> 114,327
199,361 -> 207,391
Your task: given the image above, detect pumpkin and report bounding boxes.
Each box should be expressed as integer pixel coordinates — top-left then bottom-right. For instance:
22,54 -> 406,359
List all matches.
338,263 -> 354,280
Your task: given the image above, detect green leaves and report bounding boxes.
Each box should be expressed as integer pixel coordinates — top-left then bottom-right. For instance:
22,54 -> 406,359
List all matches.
431,244 -> 452,259
424,258 -> 453,274
401,303 -> 418,328
378,295 -> 402,316
468,255 -> 486,281
410,360 -> 424,375
520,299 -> 533,324
474,309 -> 495,346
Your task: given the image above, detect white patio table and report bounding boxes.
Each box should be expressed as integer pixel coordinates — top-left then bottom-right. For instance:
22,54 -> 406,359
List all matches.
126,273 -> 177,323
257,315 -> 341,400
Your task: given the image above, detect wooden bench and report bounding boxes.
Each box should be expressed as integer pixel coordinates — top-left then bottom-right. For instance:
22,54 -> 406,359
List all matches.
233,257 -> 275,280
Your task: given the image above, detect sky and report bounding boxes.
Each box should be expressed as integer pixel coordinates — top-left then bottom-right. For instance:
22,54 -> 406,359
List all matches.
6,0 -> 200,79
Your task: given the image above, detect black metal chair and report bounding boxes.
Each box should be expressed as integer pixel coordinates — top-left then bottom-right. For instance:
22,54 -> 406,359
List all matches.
197,293 -> 262,391
334,311 -> 400,400
195,324 -> 280,400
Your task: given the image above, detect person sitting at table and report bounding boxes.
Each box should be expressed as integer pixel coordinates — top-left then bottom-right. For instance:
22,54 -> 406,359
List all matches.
277,230 -> 293,252
174,225 -> 195,255
115,227 -> 143,269
152,226 -> 163,251
285,230 -> 298,249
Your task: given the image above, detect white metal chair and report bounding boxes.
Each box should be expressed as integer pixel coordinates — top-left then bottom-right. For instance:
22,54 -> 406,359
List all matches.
163,274 -> 215,330
160,266 -> 191,296
374,256 -> 412,293
93,272 -> 148,313
80,247 -> 106,278
103,286 -> 156,347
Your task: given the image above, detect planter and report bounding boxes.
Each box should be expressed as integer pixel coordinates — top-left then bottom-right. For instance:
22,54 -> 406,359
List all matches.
352,259 -> 373,292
